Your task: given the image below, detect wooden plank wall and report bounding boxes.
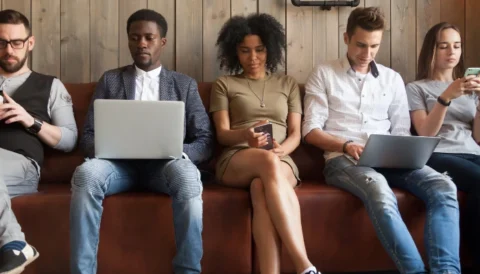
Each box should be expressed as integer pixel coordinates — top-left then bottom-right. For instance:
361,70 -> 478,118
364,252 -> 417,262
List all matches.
0,0 -> 477,84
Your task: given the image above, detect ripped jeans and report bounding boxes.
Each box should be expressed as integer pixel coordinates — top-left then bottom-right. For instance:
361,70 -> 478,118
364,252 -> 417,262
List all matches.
324,156 -> 460,274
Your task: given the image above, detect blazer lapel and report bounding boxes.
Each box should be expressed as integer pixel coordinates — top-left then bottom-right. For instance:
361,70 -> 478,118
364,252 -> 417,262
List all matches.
122,65 -> 136,100
159,68 -> 173,101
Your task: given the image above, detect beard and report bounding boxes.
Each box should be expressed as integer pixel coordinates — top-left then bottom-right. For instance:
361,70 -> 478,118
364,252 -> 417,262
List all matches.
0,52 -> 28,73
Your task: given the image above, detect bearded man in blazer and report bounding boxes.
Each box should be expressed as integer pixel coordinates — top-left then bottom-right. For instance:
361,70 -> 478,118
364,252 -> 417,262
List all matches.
69,9 -> 213,274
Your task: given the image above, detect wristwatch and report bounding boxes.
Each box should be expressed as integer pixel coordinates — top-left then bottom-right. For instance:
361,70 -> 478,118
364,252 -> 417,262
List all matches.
437,96 -> 451,107
26,118 -> 43,134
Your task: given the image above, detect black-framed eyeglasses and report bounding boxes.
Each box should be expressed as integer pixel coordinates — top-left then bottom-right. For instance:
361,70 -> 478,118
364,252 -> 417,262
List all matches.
0,36 -> 30,50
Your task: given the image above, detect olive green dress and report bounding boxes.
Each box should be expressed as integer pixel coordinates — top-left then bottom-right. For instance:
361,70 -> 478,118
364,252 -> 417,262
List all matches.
209,74 -> 302,181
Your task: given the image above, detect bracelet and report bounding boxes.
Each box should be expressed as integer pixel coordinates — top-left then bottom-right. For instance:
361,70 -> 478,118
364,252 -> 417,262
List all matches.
437,96 -> 451,107
342,140 -> 353,153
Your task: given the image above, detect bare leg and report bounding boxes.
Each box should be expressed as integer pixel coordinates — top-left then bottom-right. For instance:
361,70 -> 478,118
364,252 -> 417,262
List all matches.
222,149 -> 312,273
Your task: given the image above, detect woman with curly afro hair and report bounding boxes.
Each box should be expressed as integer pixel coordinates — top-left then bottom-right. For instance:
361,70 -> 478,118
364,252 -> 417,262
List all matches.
209,13 -> 319,274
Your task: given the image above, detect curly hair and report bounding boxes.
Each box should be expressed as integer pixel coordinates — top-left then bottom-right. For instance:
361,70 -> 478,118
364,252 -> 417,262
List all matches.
216,13 -> 286,74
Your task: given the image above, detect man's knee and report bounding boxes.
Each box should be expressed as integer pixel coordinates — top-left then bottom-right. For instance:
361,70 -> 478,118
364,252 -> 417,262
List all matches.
362,173 -> 398,213
164,159 -> 203,201
430,174 -> 458,207
71,159 -> 111,195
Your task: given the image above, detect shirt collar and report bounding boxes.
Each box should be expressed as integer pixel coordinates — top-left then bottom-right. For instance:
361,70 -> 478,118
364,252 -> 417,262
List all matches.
135,65 -> 162,79
340,55 -> 379,78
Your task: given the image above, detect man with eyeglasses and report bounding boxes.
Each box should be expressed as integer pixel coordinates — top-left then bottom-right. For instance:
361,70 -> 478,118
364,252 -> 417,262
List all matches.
0,9 -> 77,273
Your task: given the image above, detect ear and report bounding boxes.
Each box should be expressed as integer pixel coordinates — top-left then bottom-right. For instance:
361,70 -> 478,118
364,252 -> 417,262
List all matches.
27,35 -> 35,52
343,32 -> 348,45
161,37 -> 167,48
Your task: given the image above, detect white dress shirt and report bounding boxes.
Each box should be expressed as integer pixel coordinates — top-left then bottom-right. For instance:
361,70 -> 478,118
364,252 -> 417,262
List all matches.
135,65 -> 162,101
302,56 -> 412,161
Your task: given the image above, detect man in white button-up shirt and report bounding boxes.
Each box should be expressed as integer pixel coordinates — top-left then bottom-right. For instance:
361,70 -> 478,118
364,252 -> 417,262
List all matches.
303,7 -> 460,274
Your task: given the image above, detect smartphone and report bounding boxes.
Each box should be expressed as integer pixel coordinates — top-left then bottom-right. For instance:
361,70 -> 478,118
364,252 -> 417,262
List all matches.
0,90 -> 4,104
464,67 -> 480,77
253,123 -> 274,150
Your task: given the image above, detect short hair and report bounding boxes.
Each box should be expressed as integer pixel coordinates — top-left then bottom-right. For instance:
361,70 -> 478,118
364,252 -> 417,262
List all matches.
216,13 -> 286,74
126,9 -> 168,38
416,22 -> 464,80
346,7 -> 385,38
0,9 -> 31,35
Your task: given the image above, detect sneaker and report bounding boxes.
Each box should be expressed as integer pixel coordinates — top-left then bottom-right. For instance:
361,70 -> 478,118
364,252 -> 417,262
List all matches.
0,244 -> 39,274
305,271 -> 320,274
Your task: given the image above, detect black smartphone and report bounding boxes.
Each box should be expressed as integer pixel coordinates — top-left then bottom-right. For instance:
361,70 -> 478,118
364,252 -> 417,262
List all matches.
253,123 -> 274,150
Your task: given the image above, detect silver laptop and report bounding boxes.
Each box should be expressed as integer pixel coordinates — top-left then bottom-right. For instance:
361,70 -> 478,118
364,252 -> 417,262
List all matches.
94,99 -> 184,159
357,134 -> 441,169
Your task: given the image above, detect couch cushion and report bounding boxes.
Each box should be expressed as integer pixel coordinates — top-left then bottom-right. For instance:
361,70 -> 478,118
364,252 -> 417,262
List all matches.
13,183 -> 252,274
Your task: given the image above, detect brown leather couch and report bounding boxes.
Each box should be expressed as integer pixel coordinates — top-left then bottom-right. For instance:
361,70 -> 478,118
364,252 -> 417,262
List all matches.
12,82 -> 469,274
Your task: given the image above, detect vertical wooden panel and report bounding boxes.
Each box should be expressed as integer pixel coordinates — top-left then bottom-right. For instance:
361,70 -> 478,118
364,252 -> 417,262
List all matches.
440,0 -> 465,36
259,0 -> 285,26
31,0 -> 60,77
61,0 -> 90,83
312,7 -> 339,66
176,0 -> 202,81
118,0 -> 147,67
3,0 -> 31,68
391,0 -> 416,83
231,0 -> 257,16
259,0 -> 286,74
148,0 -> 175,70
466,0 -> 480,68
338,0 -> 364,56
365,0 -> 391,67
2,0 -> 30,18
90,0 -> 118,81
203,0 -> 230,82
286,0 -> 312,83
416,0 -> 440,59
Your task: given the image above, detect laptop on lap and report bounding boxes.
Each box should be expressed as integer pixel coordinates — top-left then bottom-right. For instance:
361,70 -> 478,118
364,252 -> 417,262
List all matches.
94,99 -> 184,159
357,134 -> 441,169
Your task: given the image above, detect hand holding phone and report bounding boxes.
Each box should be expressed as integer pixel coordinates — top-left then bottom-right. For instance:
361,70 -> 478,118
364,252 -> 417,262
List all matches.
253,122 -> 274,150
465,67 -> 480,77
0,90 -> 4,104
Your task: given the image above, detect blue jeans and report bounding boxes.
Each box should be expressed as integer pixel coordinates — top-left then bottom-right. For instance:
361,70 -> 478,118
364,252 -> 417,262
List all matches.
427,152 -> 480,269
70,158 -> 203,274
324,156 -> 460,274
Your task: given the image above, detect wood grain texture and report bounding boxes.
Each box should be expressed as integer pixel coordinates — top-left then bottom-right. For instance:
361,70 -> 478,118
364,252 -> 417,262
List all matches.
416,0 -> 441,59
259,0 -> 286,74
203,0 -> 230,82
286,0 -> 312,83
90,0 -> 118,81
465,0 -> 480,67
391,0 -> 416,83
312,6 -> 339,66
32,0 -> 60,77
440,0 -> 465,36
231,0 -> 257,16
148,0 -> 175,70
176,0 -> 203,81
60,0 -> 90,83
365,0 -> 391,67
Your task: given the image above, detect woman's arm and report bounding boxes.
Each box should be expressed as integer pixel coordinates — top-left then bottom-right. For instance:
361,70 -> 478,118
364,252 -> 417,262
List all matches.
276,112 -> 301,156
212,110 -> 267,147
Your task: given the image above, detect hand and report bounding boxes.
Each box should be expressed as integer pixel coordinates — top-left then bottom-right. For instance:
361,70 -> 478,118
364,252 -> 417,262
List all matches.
344,142 -> 364,160
270,139 -> 285,157
0,92 -> 34,128
442,76 -> 480,100
244,120 -> 269,148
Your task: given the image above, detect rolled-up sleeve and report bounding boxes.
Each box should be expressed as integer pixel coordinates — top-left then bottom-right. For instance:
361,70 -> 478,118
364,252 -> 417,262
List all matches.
48,79 -> 78,152
302,65 -> 329,138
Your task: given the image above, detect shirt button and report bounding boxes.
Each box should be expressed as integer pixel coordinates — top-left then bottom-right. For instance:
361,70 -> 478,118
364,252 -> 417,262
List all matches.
364,121 -> 367,124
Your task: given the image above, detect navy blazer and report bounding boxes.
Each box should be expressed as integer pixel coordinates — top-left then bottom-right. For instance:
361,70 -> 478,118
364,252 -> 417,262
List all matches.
81,65 -> 214,165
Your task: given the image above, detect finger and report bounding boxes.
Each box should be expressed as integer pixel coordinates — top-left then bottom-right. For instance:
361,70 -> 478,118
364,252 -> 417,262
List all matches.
353,151 -> 360,161
465,75 -> 477,81
357,147 -> 364,156
257,135 -> 268,143
2,92 -> 16,104
0,103 -> 15,111
272,139 -> 280,148
5,114 -> 19,124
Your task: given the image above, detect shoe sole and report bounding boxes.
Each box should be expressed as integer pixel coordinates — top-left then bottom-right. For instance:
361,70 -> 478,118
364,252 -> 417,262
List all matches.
0,249 -> 39,274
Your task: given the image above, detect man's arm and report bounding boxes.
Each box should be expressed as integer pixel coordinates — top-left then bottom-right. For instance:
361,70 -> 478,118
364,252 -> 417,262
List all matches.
80,74 -> 109,158
388,73 -> 412,136
47,79 -> 78,152
183,79 -> 214,165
